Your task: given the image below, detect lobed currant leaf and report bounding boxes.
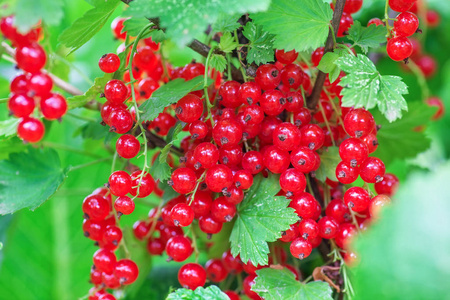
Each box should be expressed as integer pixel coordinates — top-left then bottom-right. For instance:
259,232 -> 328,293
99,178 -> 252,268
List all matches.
209,54 -> 227,73
0,147 -> 69,215
122,18 -> 152,37
316,50 -> 346,83
212,13 -> 241,33
125,0 -> 270,47
352,163 -> 450,299
74,118 -> 109,140
150,154 -> 172,183
14,0 -> 63,33
159,122 -> 184,164
218,32 -> 238,54
66,73 -> 113,109
230,173 -> 298,266
251,0 -> 333,52
335,53 -> 408,122
0,119 -> 20,140
58,0 -> 120,54
167,285 -> 229,300
242,22 -> 276,65
140,76 -> 212,122
252,268 -> 333,299
315,146 -> 340,182
347,21 -> 386,53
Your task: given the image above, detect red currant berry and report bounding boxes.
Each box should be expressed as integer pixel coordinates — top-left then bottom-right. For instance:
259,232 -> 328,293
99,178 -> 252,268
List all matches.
344,186 -> 371,212
326,199 -> 351,223
175,94 -> 203,123
260,89 -> 286,116
426,10 -> 440,28
299,124 -> 325,150
374,173 -> 399,196
219,145 -> 243,166
99,53 -> 120,73
109,170 -> 132,196
109,109 -> 133,134
238,81 -> 262,105
147,237 -> 165,255
242,151 -> 264,174
362,134 -> 379,154
116,134 -> 140,159
166,235 -> 193,262
359,157 -> 385,183
83,194 -> 110,221
40,93 -> 67,120
298,219 -> 319,241
294,107 -> 312,127
368,18 -> 384,26
290,237 -> 312,259
100,101 -> 127,125
218,80 -> 241,108
29,72 -> 53,97
138,78 -> 159,98
290,146 -> 316,173
104,80 -> 128,104
386,36 -> 413,61
344,0 -> 363,14
337,13 -> 353,37
101,225 -> 123,251
344,108 -> 375,138
311,47 -> 324,67
339,138 -> 369,167
170,167 -> 197,194
178,263 -> 206,290
189,191 -> 213,218
280,64 -> 304,89
193,142 -> 219,169
262,145 -> 290,174
111,17 -> 127,40
115,259 -> 139,285
170,203 -> 194,227
415,55 -> 437,78
234,170 -> 253,189
290,192 -> 320,219
276,49 -> 298,64
258,116 -> 282,143
205,259 -> 228,282
130,171 -> 155,198
189,120 -> 208,139
335,223 -> 357,249
93,249 -> 117,274
211,196 -> 236,222
389,0 -> 414,12
369,194 -> 391,218
242,104 -> 264,125
212,118 -> 243,148
8,94 -> 35,117
280,168 -> 306,196
280,223 -> 300,242
336,161 -> 359,184
16,43 -> 46,73
205,165 -> 233,193
394,12 -> 419,37
199,214 -> 223,236
10,74 -> 30,95
224,186 -> 244,205
114,196 -> 135,215
273,122 -> 301,151
255,64 -> 281,90
285,91 -> 304,113
318,216 -> 339,239
243,274 -> 261,300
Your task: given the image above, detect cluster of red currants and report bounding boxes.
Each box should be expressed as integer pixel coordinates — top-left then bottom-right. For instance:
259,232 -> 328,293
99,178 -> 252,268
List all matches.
1,15 -> 67,143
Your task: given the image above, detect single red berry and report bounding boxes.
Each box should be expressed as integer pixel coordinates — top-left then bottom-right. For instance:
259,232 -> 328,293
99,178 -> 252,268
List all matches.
189,191 -> 213,218
199,214 -> 223,236
82,194 -> 110,221
243,274 -> 261,300
238,81 -> 262,105
130,171 -> 155,198
339,138 -> 369,167
159,224 -> 184,244
276,49 -> 298,64
99,53 -> 120,73
138,77 -> 159,99
170,203 -> 194,227
344,0 -> 363,14
337,13 -> 353,37
104,79 -> 128,104
111,17 -> 127,39
290,238 -> 312,259
290,146 -> 316,173
222,250 -> 243,274
132,220 -> 151,240
290,192 -> 320,219
285,91 -> 304,113
393,12 -> 419,37
335,223 -> 357,249
262,145 -> 290,174
16,43 -> 46,73
109,170 -> 132,196
213,118 -> 243,148
242,150 -> 264,174
386,36 -> 413,61
311,47 -> 324,67
147,237 -> 165,255
318,216 -> 340,239
362,134 -> 379,154
101,225 -> 123,251
260,89 -> 286,116
116,134 -> 140,159
426,10 -> 440,28
389,0 -> 414,12
234,170 -> 253,189
189,120 -> 208,140
359,157 -> 385,183
8,94 -> 35,117
279,168 -> 306,196
109,109 -> 133,133
205,164 -> 233,193
218,81 -> 241,108
40,93 -> 67,120
205,259 -> 228,282
368,18 -> 384,26
280,64 -> 303,89
93,249 -> 117,274
344,186 -> 371,212
336,161 -> 359,184
29,72 -> 53,97
224,186 -> 244,205
211,196 -> 236,222
10,74 -> 30,95
114,196 -> 135,215
273,122 -> 301,151
369,194 -> 391,218
166,235 -> 193,262
242,104 -> 265,125
326,199 -> 351,224
170,167 -> 197,194
299,124 -> 325,150
178,263 -> 206,290
150,112 -> 176,136
279,223 -> 300,242
193,142 -> 219,169
100,101 -> 127,125
175,94 -> 203,123
255,64 -> 281,90
344,108 -> 375,138
374,173 -> 399,196
294,107 -> 312,127
90,266 -> 103,285
415,55 -> 437,78
115,259 -> 139,285
219,145 -> 243,166
298,219 -> 319,241
258,116 -> 282,143
102,272 -> 120,289
98,292 -> 116,300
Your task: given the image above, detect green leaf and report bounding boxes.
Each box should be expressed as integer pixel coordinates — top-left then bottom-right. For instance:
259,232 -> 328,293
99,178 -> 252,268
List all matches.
242,22 -> 275,65
371,102 -> 435,166
0,147 -> 69,215
251,0 -> 333,52
219,32 -> 238,54
148,29 -> 166,43
159,181 -> 180,203
335,54 -> 408,122
66,73 -> 113,109
140,76 -> 210,122
58,0 -> 120,54
209,54 -> 227,73
212,13 -> 241,33
315,146 -> 340,182
125,0 -> 270,47
159,123 -> 184,164
14,0 -> 63,33
166,285 -> 229,300
150,154 -> 172,183
347,21 -> 386,53
253,268 -> 333,300
123,18 -> 151,37
75,119 -> 109,140
352,163 -> 450,299
0,119 -> 19,140
230,174 -> 298,266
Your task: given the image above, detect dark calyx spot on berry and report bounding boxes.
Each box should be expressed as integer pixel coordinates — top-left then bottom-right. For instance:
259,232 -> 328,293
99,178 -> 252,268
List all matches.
109,126 -> 117,132
222,187 -> 231,197
100,121 -> 106,126
279,97 -> 286,105
84,231 -> 90,237
117,212 -> 123,218
281,231 -> 287,236
295,120 -> 302,126
310,171 -> 316,178
104,182 -> 110,188
324,228 -> 331,235
348,201 -> 355,209
100,93 -> 105,98
174,219 -> 180,226
154,127 -> 161,133
376,124 -> 382,131
286,191 -> 293,197
247,97 -> 253,105
288,77 -> 295,85
192,133 -> 199,139
350,159 -> 357,168
308,142 -> 316,150
375,175 -> 383,183
207,233 -> 213,240
194,162 -> 202,169
94,242 -> 99,246
217,95 -> 223,102
166,257 -> 173,262
255,164 -> 262,170
373,139 -> 379,146
416,28 -> 423,34
403,57 -> 410,64
302,233 -> 308,240
222,156 -> 229,164
112,240 -> 118,246
235,181 -> 241,188
278,134 -> 287,142
287,96 -> 293,103
298,253 -> 305,260
337,171 -> 346,178
298,158 -> 306,165
221,137 -> 229,145
139,91 -> 146,97
344,213 -> 351,221
225,215 -> 233,222
271,70 -> 279,77
101,54 -> 107,58
167,179 -> 174,186
354,131 -> 363,138
83,213 -> 90,220
242,132 -> 249,141
244,115 -> 252,122
175,107 -> 183,115
200,182 -> 208,190
179,156 -> 187,163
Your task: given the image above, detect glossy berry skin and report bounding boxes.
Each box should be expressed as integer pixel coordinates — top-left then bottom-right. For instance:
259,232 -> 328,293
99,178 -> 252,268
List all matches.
193,142 -> 219,169
166,235 -> 193,262
115,259 -> 139,285
260,89 -> 286,116
218,80 -> 241,108
294,107 -> 312,127
205,259 -> 228,282
133,220 -> 151,240
280,223 -> 300,242
291,146 -> 316,173
211,196 -> 236,222
290,192 -> 320,220
130,171 -> 155,198
280,168 -> 306,195
100,101 -> 127,125
326,199 -> 351,224
362,134 -> 379,154
337,13 -> 353,37
416,55 -> 437,78
212,119 -> 242,148
138,78 -> 159,99
298,219 -> 319,240
101,225 -> 123,251
234,170 -> 253,189
93,249 -> 117,274
178,263 -> 206,290
263,145 -> 290,174
114,196 -> 135,215
335,223 -> 357,249
16,43 -> 46,73
170,203 -> 194,227
8,94 -> 35,117
285,91 -> 304,113
116,134 -> 140,159
311,47 -> 324,67
109,109 -> 133,134
339,138 -> 369,167
374,173 -> 399,196
255,64 -> 281,90
276,49 -> 298,64
389,0 -> 414,12
336,161 -> 359,184
344,186 -> 371,212
290,237 -> 312,259
344,108 -> 375,138
344,0 -> 363,14
104,80 -> 128,104
238,81 -> 262,105
243,274 -> 261,300
170,168 -> 197,194
175,94 -> 203,123
280,64 -> 303,89
318,216 -> 340,239
10,74 -> 29,95
189,191 -> 212,218
369,194 -> 391,218
109,171 -> 132,196
273,122 -> 301,151
242,104 -> 264,125
300,124 -> 325,150
82,194 -> 110,221
17,117 -> 45,143
368,18 -> 384,26
199,215 -> 223,235
40,93 -> 67,120
394,12 -> 419,37
359,157 -> 385,183
147,237 -> 165,255
29,72 -> 53,97
205,165 -> 233,193
387,36 -> 413,61
189,120 -> 208,139
99,53 -> 120,73
219,145 -> 243,166
242,151 -> 264,174
111,17 -> 127,39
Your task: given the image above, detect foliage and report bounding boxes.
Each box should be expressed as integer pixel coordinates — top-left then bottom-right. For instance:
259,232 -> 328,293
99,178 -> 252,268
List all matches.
166,285 -> 229,299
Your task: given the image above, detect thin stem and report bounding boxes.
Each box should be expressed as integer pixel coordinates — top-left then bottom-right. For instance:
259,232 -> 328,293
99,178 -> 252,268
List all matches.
0,97 -> 9,103
318,101 -> 336,147
188,171 -> 207,206
203,45 -> 218,126
69,157 -> 112,172
226,53 -> 232,80
382,0 -> 393,37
